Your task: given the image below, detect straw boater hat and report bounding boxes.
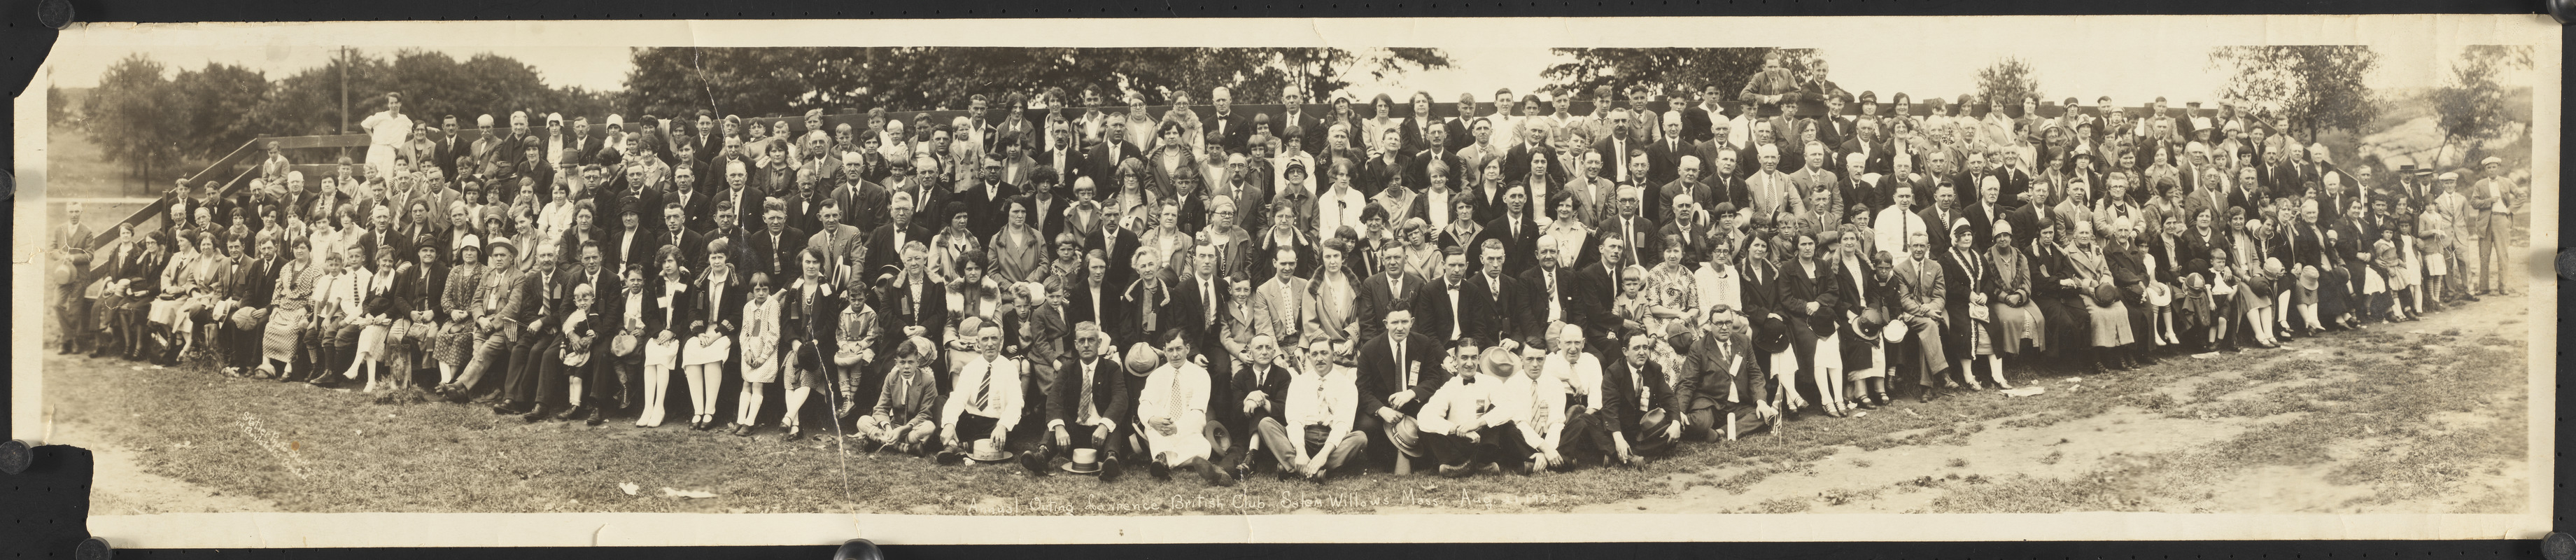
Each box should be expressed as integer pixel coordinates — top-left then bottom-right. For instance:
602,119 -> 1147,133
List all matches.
967,438 -> 1015,463
1060,447 -> 1104,475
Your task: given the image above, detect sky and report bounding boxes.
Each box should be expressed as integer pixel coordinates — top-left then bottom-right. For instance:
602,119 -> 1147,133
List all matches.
46,42 -> 2527,108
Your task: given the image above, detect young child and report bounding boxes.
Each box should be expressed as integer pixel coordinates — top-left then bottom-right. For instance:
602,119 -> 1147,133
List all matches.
2418,207 -> 2453,312
2370,226 -> 2410,322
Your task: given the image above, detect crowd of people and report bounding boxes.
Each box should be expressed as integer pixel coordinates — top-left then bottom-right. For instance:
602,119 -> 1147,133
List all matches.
47,51 -> 2529,487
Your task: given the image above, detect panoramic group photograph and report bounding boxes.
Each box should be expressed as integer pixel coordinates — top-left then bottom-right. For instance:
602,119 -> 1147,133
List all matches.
27,18 -> 2547,524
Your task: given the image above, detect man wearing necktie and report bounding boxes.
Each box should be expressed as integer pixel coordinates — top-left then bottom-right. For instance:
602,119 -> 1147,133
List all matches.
1518,235 -> 1584,345
1356,309 -> 1447,475
938,323 -> 1024,465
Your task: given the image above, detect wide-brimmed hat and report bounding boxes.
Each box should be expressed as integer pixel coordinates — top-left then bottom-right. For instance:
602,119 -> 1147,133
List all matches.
2296,265 -> 2321,291
612,332 -> 641,357
563,346 -> 593,368
1060,448 -> 1104,475
1882,319 -> 1910,344
2145,282 -> 2172,307
968,438 -> 1016,463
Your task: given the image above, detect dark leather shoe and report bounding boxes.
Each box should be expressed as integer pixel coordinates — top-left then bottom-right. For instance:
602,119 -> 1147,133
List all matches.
1020,450 -> 1053,477
1148,460 -> 1172,480
560,405 -> 592,423
584,407 -> 607,426
1099,458 -> 1125,482
520,405 -> 552,423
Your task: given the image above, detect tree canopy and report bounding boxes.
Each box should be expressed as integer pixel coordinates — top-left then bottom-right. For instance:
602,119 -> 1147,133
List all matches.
2434,45 -> 2534,154
1538,48 -> 1818,103
2208,46 -> 2381,141
619,47 -> 1451,119
81,49 -> 616,181
1973,57 -> 2043,111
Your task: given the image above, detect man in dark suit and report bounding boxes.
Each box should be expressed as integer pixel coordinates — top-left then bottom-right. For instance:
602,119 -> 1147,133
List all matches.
1206,87 -> 1254,156
745,198 -> 808,282
1593,186 -> 1657,270
1085,120 -> 1143,200
1454,241 -> 1519,347
218,234 -> 286,374
654,202 -> 707,273
1601,332 -> 1680,458
1355,245 -> 1427,344
1593,107 -> 1642,187
865,192 -> 931,282
1221,332 -> 1293,477
1031,321 -> 1132,481
1516,238 -> 1587,346
1036,120 -> 1087,192
1472,184 -> 1539,276
1407,125 -> 1465,196
1442,92 -> 1477,155
1645,111 -> 1691,188
1279,85 -> 1327,158
1962,176 -> 2007,252
1063,255 -> 1119,344
1087,203 -> 1145,292
879,244 -> 948,363
1353,309 -> 1449,473
433,115 -> 465,180
1678,309 -> 1771,441
959,152 -> 1022,241
1570,236 -> 1626,348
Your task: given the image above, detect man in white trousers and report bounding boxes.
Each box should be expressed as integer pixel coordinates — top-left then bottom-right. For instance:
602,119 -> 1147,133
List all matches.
360,92 -> 414,183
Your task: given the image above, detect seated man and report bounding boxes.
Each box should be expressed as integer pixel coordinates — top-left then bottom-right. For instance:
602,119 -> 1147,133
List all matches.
1603,332 -> 1679,461
1681,307 -> 1775,441
1258,337 -> 1370,483
937,323 -> 1024,465
1129,332 -> 1234,486
1537,322 -> 1622,471
1227,334 -> 1294,478
855,337 -> 942,456
1418,344 -> 1537,477
1028,321 -> 1129,481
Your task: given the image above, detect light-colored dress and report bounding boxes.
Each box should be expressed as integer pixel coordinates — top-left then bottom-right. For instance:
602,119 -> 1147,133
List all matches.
739,290 -> 783,384
260,258 -> 316,361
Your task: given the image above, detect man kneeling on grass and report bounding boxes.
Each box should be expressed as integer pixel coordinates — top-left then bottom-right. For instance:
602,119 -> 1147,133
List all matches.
1259,337 -> 1369,484
854,337 -> 941,456
1418,344 -> 1539,477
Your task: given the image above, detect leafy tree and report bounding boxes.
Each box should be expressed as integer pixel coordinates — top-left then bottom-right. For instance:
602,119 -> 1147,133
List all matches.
1538,48 -> 1817,105
1973,57 -> 2043,113
2207,46 -> 2381,142
620,47 -> 1451,119
86,53 -> 181,180
167,63 -> 271,162
2434,45 -> 2534,155
45,85 -> 70,123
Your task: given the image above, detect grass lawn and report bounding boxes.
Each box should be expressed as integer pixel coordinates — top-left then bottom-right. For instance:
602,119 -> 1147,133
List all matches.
46,298 -> 2531,515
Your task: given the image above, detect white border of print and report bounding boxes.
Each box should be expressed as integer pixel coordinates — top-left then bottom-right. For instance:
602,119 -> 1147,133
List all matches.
14,14 -> 2560,547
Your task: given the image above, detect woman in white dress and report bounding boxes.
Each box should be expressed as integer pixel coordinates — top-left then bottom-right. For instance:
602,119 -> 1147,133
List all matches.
733,272 -> 782,436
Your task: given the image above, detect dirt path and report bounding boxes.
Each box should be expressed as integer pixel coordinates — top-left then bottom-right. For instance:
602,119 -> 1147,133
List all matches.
48,421 -> 282,514
1575,296 -> 2531,514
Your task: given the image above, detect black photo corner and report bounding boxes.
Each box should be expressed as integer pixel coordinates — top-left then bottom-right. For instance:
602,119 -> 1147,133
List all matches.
0,0 -> 2566,556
